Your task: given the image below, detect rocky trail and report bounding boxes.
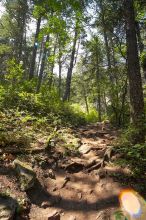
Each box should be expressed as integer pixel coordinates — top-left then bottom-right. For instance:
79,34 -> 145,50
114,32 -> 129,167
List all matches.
0,122 -> 131,220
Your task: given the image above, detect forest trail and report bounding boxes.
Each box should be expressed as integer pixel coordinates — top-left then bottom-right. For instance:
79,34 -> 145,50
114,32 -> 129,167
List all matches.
27,123 -> 126,220
0,123 -> 128,220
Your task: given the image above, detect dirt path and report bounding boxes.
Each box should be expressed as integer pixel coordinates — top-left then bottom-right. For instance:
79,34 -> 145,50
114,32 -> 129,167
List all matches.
0,123 -> 127,219
27,123 -> 125,220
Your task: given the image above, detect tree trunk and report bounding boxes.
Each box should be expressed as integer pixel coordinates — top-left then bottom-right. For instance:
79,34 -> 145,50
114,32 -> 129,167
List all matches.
36,40 -> 44,76
58,50 -> 62,97
49,42 -> 57,89
83,84 -> 89,114
36,35 -> 49,93
97,91 -> 102,122
135,21 -> 144,54
99,0 -> 112,78
63,25 -> 78,101
124,0 -> 145,143
119,78 -> 128,126
95,50 -> 102,122
29,17 -> 41,80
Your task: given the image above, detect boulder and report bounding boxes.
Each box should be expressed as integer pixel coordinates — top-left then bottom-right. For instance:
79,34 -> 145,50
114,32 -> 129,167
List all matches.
13,159 -> 36,191
0,196 -> 17,220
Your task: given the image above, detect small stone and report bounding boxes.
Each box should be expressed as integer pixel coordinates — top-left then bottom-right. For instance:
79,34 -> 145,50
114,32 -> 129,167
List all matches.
41,201 -> 51,209
79,144 -> 91,154
39,160 -> 47,169
48,169 -> 56,179
77,192 -> 82,200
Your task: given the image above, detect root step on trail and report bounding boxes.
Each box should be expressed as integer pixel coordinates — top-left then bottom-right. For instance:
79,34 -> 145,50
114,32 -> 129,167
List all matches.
1,122 -> 124,220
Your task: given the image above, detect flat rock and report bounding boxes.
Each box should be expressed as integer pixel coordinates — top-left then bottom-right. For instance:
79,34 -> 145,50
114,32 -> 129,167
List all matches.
0,196 -> 17,220
79,144 -> 91,154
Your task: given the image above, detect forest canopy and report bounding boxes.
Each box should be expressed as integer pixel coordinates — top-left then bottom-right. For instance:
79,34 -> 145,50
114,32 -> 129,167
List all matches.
0,0 -> 146,143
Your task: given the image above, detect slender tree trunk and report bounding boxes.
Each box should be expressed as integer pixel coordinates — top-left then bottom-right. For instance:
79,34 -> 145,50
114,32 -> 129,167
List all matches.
82,83 -> 89,114
63,25 -> 78,101
58,50 -> 62,97
36,35 -> 49,93
29,17 -> 41,80
49,42 -> 57,88
99,0 -> 112,75
99,0 -> 116,121
103,91 -> 108,115
124,0 -> 145,143
135,21 -> 144,54
95,50 -> 102,122
97,91 -> 101,122
22,26 -> 27,79
36,40 -> 44,75
119,78 -> 128,126
18,11 -> 26,62
135,21 -> 146,80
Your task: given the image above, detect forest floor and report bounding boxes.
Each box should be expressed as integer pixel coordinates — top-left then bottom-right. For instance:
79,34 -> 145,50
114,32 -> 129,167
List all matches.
0,116 -> 139,220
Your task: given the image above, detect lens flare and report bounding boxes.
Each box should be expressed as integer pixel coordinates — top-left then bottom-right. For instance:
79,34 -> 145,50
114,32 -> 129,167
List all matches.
119,189 -> 142,217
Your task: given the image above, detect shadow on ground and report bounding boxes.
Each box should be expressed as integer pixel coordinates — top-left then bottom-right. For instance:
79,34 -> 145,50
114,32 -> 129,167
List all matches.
26,179 -> 119,212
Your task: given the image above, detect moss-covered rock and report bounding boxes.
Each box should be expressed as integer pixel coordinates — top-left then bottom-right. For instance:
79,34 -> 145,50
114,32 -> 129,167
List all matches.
13,159 -> 36,191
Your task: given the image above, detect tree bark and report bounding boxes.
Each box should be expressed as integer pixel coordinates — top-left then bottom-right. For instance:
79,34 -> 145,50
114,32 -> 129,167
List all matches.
82,83 -> 89,114
124,0 -> 145,142
36,35 -> 49,93
135,21 -> 144,54
49,41 -> 57,89
58,49 -> 62,97
29,17 -> 41,80
36,40 -> 44,76
95,49 -> 102,122
63,25 -> 78,101
99,0 -> 113,81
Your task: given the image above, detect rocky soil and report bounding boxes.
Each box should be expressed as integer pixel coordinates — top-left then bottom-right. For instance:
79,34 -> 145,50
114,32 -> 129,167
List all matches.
0,122 -> 132,220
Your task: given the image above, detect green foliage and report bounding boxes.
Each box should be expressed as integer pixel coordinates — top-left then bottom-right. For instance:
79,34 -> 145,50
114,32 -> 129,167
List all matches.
140,51 -> 146,68
70,103 -> 99,123
0,189 -> 11,198
85,109 -> 98,123
114,210 -> 127,220
0,86 -> 87,127
116,124 -> 146,149
115,134 -> 146,176
6,58 -> 24,87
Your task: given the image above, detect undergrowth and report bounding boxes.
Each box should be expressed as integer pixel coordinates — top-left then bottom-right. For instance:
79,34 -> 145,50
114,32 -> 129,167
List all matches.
113,126 -> 146,193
